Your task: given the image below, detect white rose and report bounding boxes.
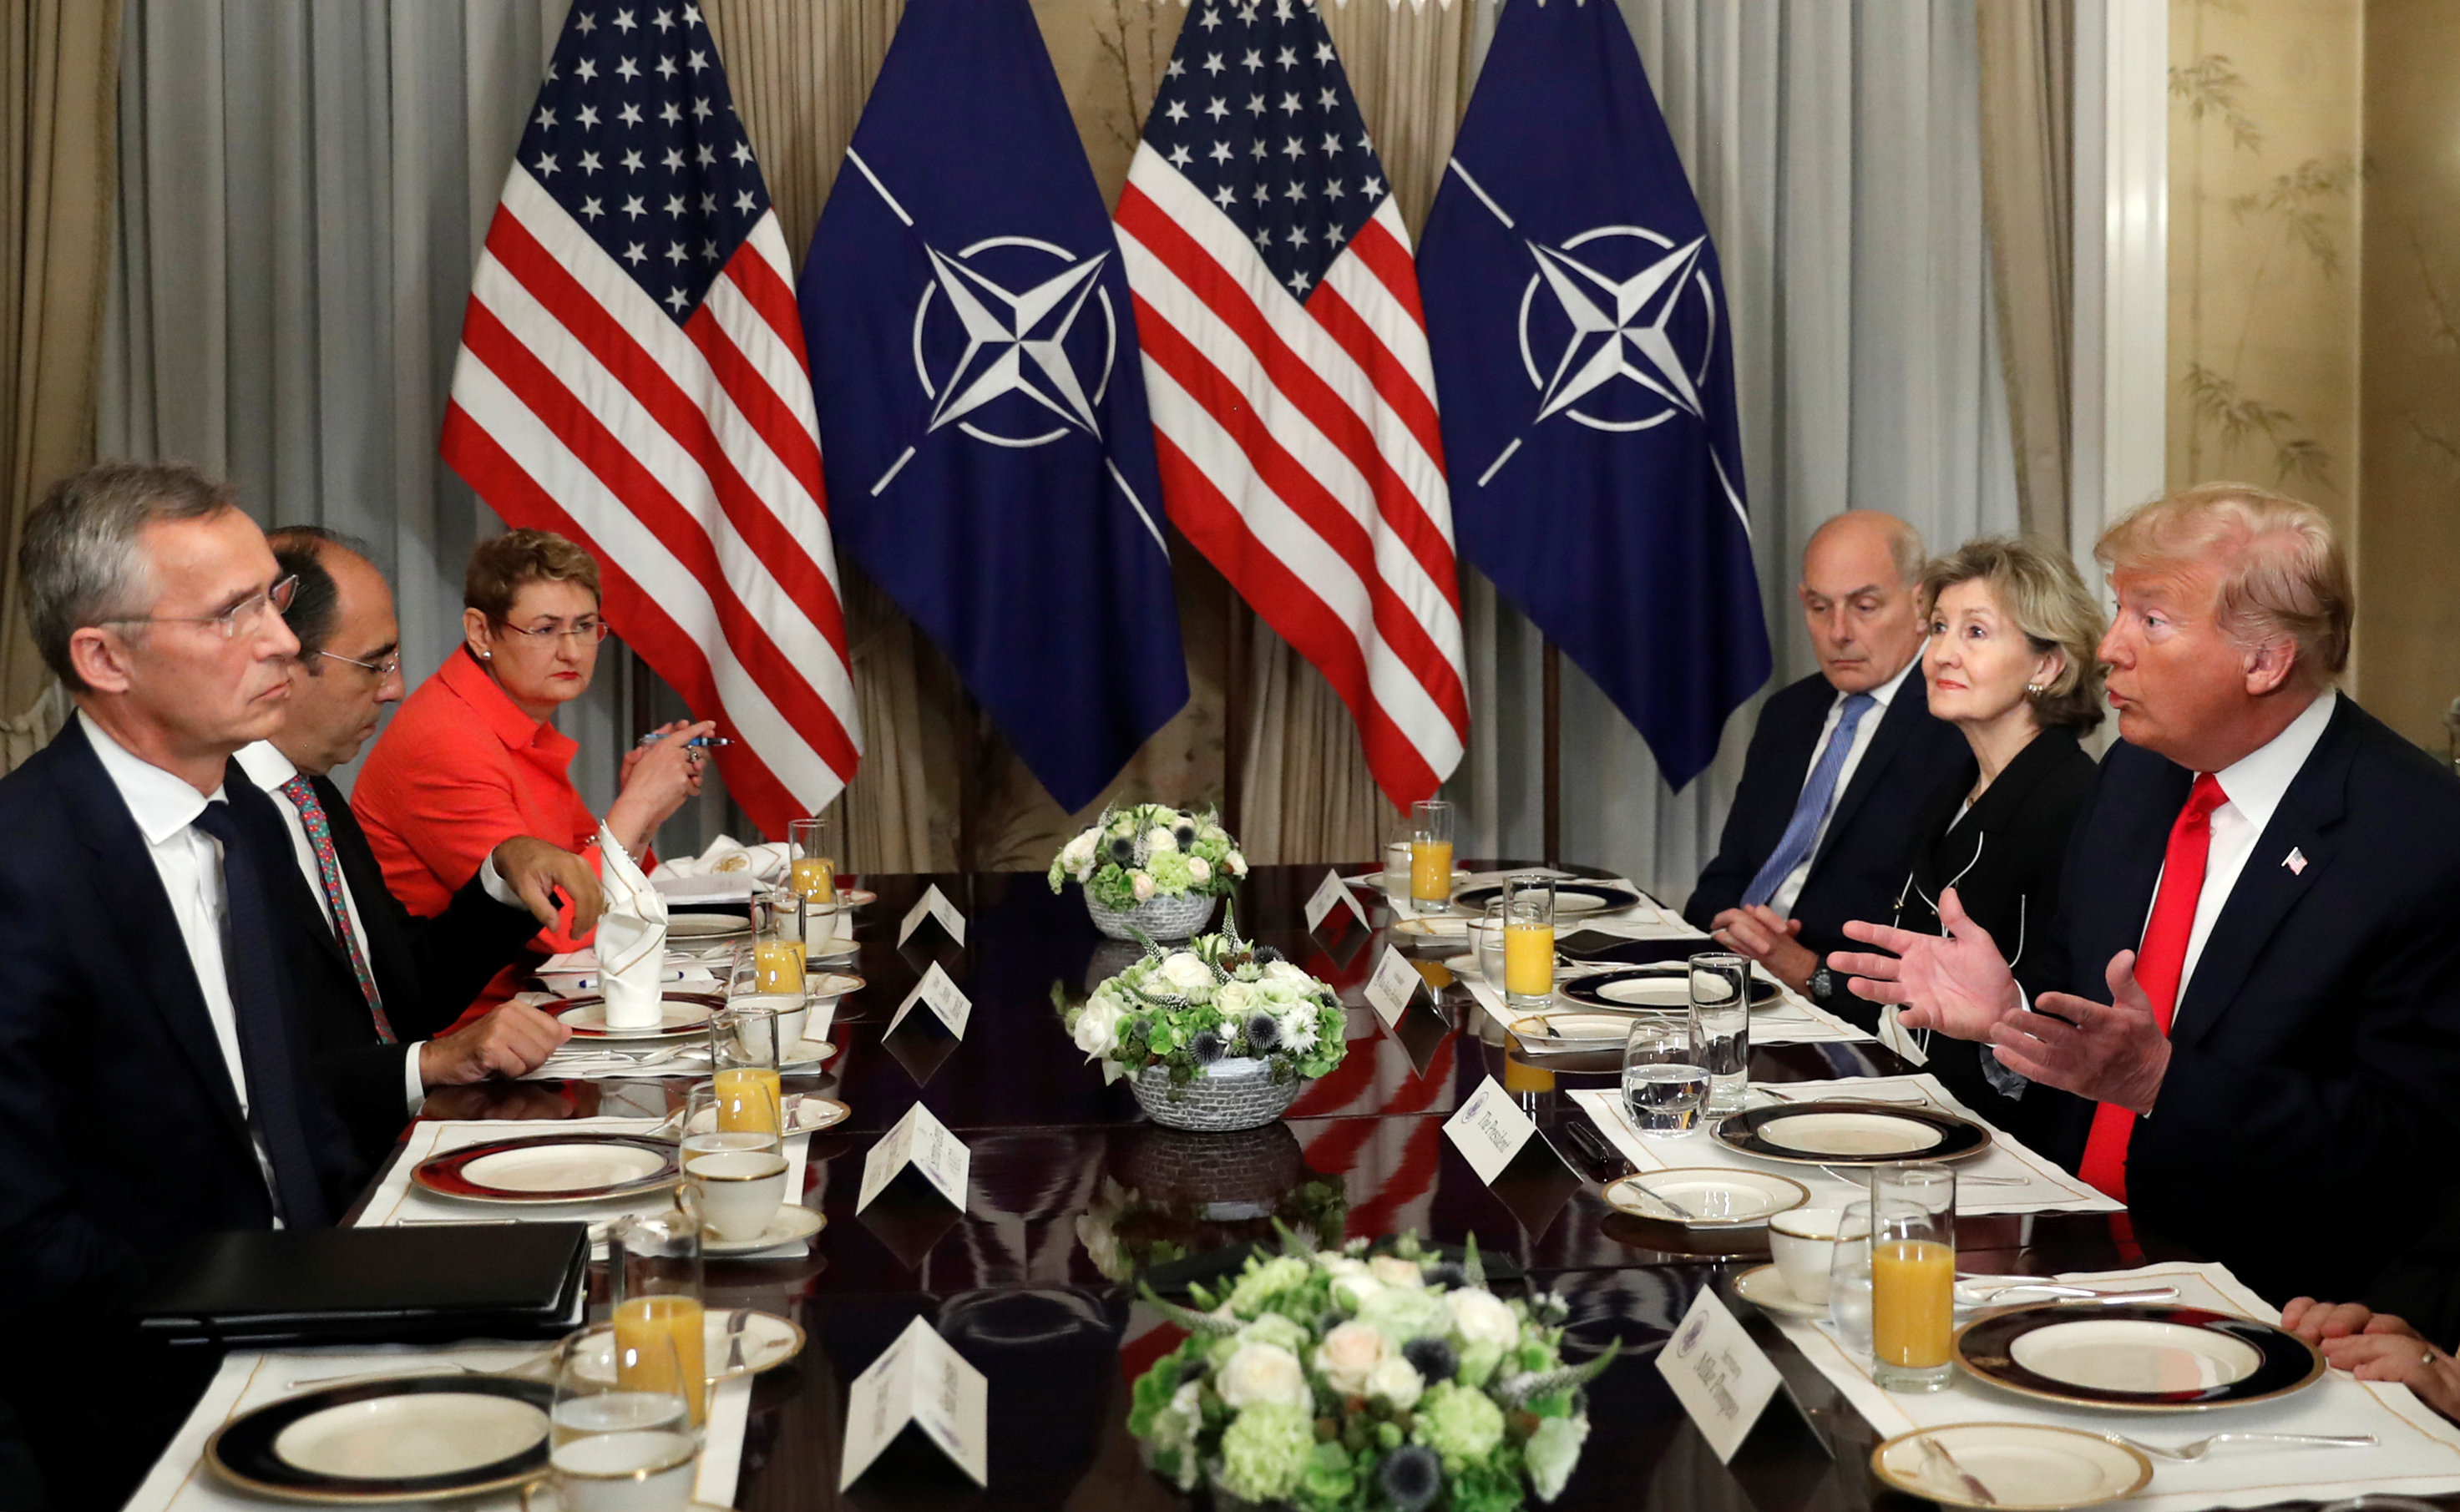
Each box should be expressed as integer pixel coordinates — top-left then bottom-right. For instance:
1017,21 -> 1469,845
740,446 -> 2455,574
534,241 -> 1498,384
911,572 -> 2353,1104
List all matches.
1131,870 -> 1157,903
1446,1287 -> 1521,1351
1369,1256 -> 1426,1290
1263,960 -> 1314,989
1227,851 -> 1248,877
1159,952 -> 1213,995
1215,980 -> 1261,1016
1070,999 -> 1123,1059
1329,1272 -> 1384,1312
1365,1354 -> 1424,1409
1146,825 -> 1179,853
1311,1321 -> 1386,1394
1217,1342 -> 1310,1410
1060,832 -> 1097,872
1318,1253 -> 1369,1277
1185,855 -> 1212,885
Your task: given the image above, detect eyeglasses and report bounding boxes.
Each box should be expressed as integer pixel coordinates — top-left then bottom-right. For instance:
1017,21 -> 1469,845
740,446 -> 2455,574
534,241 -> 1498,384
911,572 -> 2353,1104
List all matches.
104,574 -> 299,640
316,649 -> 402,680
494,617 -> 610,646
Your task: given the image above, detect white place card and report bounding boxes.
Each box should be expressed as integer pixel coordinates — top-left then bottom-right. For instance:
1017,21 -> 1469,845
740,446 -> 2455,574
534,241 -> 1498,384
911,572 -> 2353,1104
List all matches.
888,961 -> 972,1040
1656,1289 -> 1784,1464
838,1316 -> 990,1489
858,1101 -> 972,1214
1304,867 -> 1367,937
1364,944 -> 1431,1030
898,884 -> 967,948
1444,1075 -> 1539,1186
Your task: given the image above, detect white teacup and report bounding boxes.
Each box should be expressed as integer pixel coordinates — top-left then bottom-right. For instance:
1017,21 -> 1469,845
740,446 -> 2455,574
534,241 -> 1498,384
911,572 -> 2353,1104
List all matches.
683,1145 -> 789,1241
1768,1205 -> 1846,1305
721,993 -> 807,1053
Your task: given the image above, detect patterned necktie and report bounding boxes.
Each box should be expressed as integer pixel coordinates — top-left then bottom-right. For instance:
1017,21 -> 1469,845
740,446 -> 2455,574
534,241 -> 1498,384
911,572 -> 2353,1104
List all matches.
1741,692 -> 1877,910
191,799 -> 336,1229
278,775 -> 395,1044
2078,773 -> 2230,1201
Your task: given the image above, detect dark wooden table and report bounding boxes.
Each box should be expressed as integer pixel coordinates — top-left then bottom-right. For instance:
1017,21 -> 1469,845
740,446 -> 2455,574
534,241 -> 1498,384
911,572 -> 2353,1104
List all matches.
387,863 -> 2198,1510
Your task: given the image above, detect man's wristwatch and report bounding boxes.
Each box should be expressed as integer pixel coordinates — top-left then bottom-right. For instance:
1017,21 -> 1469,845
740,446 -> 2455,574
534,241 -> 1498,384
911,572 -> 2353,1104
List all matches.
1806,966 -> 1835,1004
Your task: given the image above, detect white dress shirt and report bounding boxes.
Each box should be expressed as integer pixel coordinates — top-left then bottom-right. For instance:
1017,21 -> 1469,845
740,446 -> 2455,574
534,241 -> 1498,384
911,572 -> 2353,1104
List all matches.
2169,689 -> 2336,1006
79,711 -> 281,1208
1770,651 -> 1925,918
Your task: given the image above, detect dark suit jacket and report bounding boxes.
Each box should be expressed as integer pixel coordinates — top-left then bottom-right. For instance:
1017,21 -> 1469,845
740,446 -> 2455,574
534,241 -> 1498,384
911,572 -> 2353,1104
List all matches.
0,721 -> 364,1505
2014,696 -> 2460,1304
1683,666 -> 1971,968
1872,726 -> 2098,1129
260,771 -> 543,1161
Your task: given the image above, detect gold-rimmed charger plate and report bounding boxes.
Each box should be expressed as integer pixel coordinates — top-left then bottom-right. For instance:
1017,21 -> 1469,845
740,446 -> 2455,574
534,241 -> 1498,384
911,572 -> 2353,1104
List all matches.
207,1375 -> 554,1504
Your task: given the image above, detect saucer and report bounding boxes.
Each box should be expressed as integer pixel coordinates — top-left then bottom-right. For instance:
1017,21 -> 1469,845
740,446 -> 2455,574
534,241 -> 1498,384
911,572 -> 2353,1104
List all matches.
683,1096 -> 850,1138
1870,1423 -> 2152,1509
1602,1168 -> 1809,1226
1733,1263 -> 1826,1319
566,1307 -> 806,1385
701,1204 -> 825,1256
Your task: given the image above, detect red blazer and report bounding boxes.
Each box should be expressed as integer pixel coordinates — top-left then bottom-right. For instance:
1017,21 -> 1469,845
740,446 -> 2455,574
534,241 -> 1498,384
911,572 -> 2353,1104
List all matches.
354,649 -> 640,1007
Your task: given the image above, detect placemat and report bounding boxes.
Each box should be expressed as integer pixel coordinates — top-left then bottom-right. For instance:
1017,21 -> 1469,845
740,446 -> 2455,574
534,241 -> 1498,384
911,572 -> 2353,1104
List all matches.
1571,1073 -> 2122,1215
1764,1260 -> 2460,1511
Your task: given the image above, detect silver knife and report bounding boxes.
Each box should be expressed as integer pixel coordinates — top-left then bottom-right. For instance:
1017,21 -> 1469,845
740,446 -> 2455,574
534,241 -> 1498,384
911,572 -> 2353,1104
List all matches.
1918,1434 -> 1997,1505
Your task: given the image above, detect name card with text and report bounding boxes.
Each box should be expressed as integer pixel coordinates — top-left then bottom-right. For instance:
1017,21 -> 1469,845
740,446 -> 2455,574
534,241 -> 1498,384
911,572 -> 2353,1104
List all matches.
1365,944 -> 1449,1076
838,1316 -> 990,1489
898,884 -> 967,951
1303,867 -> 1367,939
888,961 -> 973,1041
858,1101 -> 972,1215
1656,1289 -> 1784,1464
1444,1075 -> 1540,1184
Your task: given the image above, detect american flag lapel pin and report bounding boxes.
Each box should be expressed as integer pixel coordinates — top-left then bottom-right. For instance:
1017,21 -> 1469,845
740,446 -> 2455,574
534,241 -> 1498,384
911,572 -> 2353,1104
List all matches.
2284,847 -> 2308,876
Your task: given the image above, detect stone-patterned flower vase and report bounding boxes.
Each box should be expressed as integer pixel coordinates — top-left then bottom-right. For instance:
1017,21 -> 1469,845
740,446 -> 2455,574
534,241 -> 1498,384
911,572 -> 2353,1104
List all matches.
1131,1055 -> 1306,1132
1086,888 -> 1217,943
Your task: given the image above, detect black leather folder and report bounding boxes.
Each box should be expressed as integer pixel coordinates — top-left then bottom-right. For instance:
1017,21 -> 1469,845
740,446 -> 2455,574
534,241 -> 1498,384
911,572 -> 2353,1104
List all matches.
134,1223 -> 590,1348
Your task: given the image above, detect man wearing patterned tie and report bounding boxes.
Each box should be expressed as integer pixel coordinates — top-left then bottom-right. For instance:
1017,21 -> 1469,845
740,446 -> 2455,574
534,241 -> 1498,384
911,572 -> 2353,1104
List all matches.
1683,512 -> 1967,1017
237,527 -> 601,1161
1835,484 -> 2460,1303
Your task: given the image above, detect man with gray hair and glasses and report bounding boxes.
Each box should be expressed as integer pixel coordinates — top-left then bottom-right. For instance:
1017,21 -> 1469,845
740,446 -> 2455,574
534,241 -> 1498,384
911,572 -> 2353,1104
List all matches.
0,463 -> 367,1504
1833,483 -> 2460,1306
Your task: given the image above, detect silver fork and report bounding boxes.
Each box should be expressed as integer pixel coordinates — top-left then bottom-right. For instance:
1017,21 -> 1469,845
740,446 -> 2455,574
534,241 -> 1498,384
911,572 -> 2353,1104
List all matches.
2104,1431 -> 2376,1463
724,1308 -> 750,1371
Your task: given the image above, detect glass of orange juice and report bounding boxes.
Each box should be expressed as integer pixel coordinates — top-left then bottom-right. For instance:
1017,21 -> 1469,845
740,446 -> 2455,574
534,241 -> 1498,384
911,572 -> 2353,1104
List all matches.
607,1209 -> 706,1427
1408,799 -> 1454,908
788,816 -> 837,904
1501,877 -> 1555,1012
1870,1164 -> 1957,1392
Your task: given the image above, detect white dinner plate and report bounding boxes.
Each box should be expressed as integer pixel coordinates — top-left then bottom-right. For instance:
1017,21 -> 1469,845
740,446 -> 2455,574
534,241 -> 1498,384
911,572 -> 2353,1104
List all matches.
701,1205 -> 825,1256
1754,1110 -> 1946,1157
803,971 -> 864,1003
458,1143 -> 667,1195
1389,916 -> 1472,938
666,913 -> 751,939
567,1307 -> 806,1384
2008,1318 -> 2265,1393
682,1097 -> 850,1139
555,1000 -> 713,1039
1733,1264 -> 1826,1319
273,1392 -> 549,1481
1870,1424 -> 2151,1510
1602,1168 -> 1809,1226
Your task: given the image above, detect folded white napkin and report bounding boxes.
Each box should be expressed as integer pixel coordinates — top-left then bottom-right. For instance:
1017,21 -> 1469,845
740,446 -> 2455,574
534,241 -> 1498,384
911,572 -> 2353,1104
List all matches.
650,832 -> 791,885
595,822 -> 669,1029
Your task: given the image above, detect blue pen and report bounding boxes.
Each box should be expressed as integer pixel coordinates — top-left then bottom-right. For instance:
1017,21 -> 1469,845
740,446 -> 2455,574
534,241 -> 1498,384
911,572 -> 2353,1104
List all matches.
636,732 -> 733,749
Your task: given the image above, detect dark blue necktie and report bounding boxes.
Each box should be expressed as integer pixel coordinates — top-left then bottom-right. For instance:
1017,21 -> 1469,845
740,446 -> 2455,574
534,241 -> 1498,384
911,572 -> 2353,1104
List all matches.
1741,692 -> 1876,910
192,799 -> 333,1228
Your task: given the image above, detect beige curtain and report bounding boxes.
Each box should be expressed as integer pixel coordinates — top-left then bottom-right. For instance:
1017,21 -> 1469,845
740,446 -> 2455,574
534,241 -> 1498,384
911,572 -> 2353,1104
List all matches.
0,0 -> 122,721
1976,0 -> 2073,544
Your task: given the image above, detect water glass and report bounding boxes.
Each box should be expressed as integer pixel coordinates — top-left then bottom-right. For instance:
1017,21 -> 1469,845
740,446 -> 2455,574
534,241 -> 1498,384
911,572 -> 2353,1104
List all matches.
1501,877 -> 1556,1012
1469,900 -> 1507,985
1827,1199 -> 1876,1353
1688,952 -> 1752,1115
549,1326 -> 699,1512
1409,799 -> 1455,907
607,1209 -> 706,1427
1870,1194 -> 1956,1392
1383,838 -> 1412,893
681,1082 -> 787,1243
1620,1014 -> 1707,1135
787,815 -> 837,904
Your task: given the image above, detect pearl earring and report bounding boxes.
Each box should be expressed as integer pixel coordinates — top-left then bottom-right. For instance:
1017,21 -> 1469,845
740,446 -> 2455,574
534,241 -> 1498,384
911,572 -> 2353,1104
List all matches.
2025,682 -> 2043,696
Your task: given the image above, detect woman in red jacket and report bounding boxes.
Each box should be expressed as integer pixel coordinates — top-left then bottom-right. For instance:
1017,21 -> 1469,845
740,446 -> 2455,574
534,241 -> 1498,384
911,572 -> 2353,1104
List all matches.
354,529 -> 709,1004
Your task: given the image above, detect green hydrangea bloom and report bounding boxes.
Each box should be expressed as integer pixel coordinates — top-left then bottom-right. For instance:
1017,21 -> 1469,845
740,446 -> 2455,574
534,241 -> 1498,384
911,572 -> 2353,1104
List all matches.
1218,1403 -> 1313,1503
1147,849 -> 1195,892
1414,1382 -> 1506,1471
1237,1311 -> 1310,1355
1227,1255 -> 1313,1318
1458,1340 -> 1506,1388
1293,1440 -> 1357,1512
1356,1284 -> 1451,1344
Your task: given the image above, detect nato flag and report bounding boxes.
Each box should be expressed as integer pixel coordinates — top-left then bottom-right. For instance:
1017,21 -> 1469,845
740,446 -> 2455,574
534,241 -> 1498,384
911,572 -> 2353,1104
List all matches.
1418,0 -> 1769,789
802,0 -> 1186,812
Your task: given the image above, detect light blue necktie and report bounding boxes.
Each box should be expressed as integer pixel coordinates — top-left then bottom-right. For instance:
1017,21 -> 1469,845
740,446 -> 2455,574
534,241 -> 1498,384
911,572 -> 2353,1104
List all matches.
1740,692 -> 1876,910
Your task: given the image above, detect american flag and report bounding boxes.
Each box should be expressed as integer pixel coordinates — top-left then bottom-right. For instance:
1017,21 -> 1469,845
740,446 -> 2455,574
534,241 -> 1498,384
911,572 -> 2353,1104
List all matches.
441,2 -> 860,834
1115,0 -> 1469,811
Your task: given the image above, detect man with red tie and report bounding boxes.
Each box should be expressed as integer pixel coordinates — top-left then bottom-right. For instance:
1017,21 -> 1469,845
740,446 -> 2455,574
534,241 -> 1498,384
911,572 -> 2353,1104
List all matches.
1832,483 -> 2460,1304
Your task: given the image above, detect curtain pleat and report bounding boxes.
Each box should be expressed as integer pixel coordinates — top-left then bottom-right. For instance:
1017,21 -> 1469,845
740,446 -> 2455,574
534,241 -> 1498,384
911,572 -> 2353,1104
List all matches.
0,0 -> 122,725
1975,0 -> 2073,544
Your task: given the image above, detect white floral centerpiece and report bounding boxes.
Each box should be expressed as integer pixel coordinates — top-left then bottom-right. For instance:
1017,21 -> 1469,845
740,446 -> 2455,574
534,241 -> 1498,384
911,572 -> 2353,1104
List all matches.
1058,918 -> 1346,1131
1128,1232 -> 1615,1510
1050,802 -> 1248,941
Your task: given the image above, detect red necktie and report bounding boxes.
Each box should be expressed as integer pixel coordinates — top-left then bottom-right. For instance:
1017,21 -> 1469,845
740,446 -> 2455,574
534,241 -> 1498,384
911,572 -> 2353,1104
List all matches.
2078,773 -> 2228,1201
